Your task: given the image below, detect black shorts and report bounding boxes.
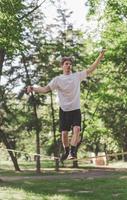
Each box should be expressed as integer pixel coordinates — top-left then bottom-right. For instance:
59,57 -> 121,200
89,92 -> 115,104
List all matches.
59,108 -> 81,132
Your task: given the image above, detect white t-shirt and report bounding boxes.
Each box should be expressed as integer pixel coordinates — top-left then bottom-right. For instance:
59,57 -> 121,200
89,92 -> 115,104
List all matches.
48,71 -> 87,111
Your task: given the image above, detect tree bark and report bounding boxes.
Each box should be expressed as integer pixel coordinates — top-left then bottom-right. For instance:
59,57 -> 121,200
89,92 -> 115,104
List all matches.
22,54 -> 41,173
50,92 -> 59,171
0,130 -> 21,171
123,136 -> 127,161
0,48 -> 5,79
35,123 -> 41,174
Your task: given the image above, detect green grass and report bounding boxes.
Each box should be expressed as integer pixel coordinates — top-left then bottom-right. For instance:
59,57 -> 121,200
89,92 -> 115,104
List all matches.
1,160 -> 127,199
1,174 -> 127,200
0,160 -> 58,176
0,160 -> 97,177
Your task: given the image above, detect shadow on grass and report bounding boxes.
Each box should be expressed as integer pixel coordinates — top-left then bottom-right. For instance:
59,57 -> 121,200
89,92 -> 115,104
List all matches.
0,164 -> 126,178
0,178 -> 95,200
0,178 -> 110,200
1,173 -> 127,200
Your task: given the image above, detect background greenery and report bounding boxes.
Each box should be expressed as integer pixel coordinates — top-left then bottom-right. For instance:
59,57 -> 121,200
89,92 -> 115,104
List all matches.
0,0 -> 127,172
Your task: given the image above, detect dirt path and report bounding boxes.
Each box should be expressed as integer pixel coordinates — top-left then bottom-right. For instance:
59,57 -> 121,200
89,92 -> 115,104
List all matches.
0,168 -> 123,182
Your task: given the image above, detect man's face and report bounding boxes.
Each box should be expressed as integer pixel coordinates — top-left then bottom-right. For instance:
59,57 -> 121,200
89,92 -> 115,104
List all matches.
62,60 -> 72,74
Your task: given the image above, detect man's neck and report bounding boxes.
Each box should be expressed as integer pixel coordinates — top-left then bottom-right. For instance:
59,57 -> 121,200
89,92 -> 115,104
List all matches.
63,71 -> 72,75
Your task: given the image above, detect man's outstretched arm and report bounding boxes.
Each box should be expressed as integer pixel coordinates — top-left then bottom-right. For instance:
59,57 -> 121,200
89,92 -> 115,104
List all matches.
27,85 -> 51,94
86,49 -> 106,76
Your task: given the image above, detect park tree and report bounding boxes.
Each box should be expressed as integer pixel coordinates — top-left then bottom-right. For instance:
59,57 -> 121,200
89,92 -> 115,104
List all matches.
0,0 -> 50,171
47,2 -> 91,167
84,0 -> 127,160
0,0 -> 28,171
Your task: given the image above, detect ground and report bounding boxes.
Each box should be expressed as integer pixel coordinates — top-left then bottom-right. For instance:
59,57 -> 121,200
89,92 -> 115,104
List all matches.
0,167 -> 126,182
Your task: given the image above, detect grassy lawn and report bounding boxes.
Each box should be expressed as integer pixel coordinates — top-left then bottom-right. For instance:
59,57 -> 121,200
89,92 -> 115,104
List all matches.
1,174 -> 127,200
0,160 -> 96,176
0,160 -> 57,176
1,160 -> 127,199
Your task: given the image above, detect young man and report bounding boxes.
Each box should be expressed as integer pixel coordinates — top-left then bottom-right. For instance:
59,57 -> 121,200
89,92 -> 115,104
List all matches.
27,50 -> 105,160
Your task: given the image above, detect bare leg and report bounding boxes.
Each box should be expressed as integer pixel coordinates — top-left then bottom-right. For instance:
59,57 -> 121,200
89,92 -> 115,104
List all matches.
62,131 -> 69,148
60,131 -> 69,162
68,126 -> 80,159
70,126 -> 80,146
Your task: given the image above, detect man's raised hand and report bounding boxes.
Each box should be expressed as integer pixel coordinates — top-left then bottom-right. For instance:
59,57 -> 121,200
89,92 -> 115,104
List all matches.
27,86 -> 33,93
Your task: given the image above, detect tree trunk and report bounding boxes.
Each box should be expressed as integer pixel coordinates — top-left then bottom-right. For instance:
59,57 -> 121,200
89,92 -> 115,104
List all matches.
0,47 -> 20,171
0,130 -> 21,171
73,160 -> 78,168
0,48 -> 5,78
22,54 -> 41,173
95,144 -> 99,157
72,135 -> 83,168
72,144 -> 79,168
123,140 -> 127,161
50,92 -> 59,171
35,128 -> 41,173
33,106 -> 41,174
72,114 -> 86,168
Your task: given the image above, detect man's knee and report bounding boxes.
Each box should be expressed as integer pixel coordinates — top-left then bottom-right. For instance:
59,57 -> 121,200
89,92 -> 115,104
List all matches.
62,131 -> 68,140
61,131 -> 69,148
62,131 -> 68,135
73,126 -> 80,133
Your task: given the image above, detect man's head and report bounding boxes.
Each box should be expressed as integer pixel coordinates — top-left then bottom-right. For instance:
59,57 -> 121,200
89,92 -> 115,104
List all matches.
60,57 -> 73,75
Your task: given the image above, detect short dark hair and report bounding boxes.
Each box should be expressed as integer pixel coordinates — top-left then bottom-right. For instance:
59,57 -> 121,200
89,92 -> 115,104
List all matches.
60,57 -> 73,65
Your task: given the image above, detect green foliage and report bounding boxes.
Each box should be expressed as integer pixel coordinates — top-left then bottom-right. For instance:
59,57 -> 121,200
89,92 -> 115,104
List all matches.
0,0 -> 27,55
85,0 -> 127,155
1,0 -> 127,166
86,0 -> 100,15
